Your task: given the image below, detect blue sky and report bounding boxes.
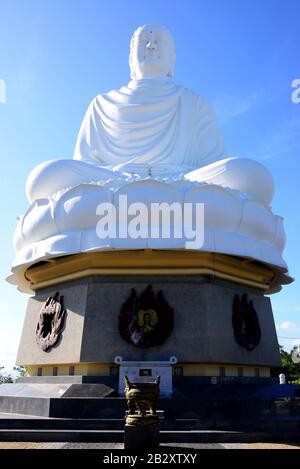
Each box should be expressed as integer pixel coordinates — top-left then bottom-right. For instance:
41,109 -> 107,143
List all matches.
0,0 -> 299,370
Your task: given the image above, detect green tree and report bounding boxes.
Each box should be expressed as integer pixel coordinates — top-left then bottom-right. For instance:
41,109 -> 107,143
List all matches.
13,366 -> 28,380
0,366 -> 27,384
0,369 -> 14,383
280,345 -> 300,382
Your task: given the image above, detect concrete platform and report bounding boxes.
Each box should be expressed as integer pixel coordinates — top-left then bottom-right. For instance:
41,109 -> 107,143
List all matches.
1,391 -> 300,443
1,381 -> 299,418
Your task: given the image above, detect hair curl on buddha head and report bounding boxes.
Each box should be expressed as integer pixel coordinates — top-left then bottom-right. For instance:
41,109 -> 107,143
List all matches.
129,24 -> 176,80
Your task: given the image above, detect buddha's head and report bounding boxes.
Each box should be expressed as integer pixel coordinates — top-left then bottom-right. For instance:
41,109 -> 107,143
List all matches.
129,24 -> 176,80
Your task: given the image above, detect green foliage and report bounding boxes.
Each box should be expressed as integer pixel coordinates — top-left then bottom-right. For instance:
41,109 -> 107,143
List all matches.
0,365 -> 28,384
279,345 -> 300,382
0,372 -> 14,383
289,379 -> 300,385
13,366 -> 28,380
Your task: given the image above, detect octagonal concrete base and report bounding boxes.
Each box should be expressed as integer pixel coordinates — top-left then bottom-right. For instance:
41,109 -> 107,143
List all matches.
16,275 -> 280,373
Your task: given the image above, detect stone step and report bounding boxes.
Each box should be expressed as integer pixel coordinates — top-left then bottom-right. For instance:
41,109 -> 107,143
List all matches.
1,395 -> 300,419
0,415 -> 300,432
0,418 -> 124,430
163,416 -> 300,431
0,429 -> 124,443
1,428 -> 300,443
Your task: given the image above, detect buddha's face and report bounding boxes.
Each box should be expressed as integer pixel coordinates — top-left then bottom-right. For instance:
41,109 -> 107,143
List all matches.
129,25 -> 176,80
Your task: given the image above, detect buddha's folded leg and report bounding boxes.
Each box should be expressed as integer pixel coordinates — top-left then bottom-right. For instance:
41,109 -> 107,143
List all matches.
25,159 -> 123,202
184,157 -> 274,205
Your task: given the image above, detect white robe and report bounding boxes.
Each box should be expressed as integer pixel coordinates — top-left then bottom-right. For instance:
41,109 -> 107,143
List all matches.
26,78 -> 273,205
73,78 -> 226,174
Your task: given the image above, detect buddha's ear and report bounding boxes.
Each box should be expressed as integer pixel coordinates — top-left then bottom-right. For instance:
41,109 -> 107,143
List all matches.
129,62 -> 136,80
129,53 -> 135,80
167,53 -> 176,77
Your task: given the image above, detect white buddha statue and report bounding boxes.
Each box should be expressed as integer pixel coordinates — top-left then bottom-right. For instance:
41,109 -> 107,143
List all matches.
26,24 -> 274,205
9,24 -> 290,293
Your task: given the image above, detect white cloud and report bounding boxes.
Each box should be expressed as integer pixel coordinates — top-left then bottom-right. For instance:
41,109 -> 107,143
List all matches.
276,321 -> 300,332
291,340 -> 300,349
279,339 -> 300,352
276,321 -> 300,351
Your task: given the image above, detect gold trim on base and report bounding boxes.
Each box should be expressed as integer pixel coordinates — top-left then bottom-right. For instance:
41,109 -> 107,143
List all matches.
26,363 -> 270,378
25,249 -> 275,291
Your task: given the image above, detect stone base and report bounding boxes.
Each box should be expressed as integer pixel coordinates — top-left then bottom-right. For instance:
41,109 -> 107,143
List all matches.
0,381 -> 117,417
124,423 -> 159,450
1,379 -> 299,418
16,275 -> 280,370
18,375 -> 118,386
0,382 -> 116,398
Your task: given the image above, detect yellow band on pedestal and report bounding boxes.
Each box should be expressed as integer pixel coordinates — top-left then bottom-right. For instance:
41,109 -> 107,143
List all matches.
24,249 -> 275,292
